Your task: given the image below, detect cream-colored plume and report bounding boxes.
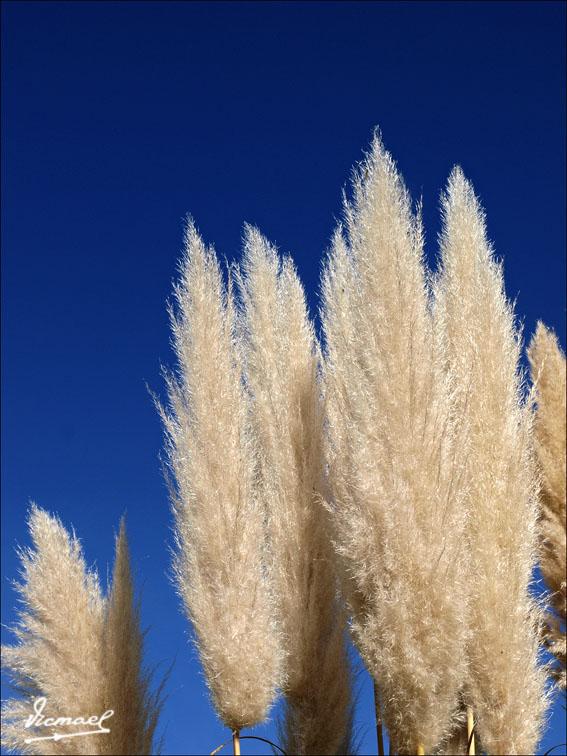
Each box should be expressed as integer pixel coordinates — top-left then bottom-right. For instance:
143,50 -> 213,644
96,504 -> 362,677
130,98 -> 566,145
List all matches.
321,135 -> 469,753
528,322 -> 566,690
237,227 -> 353,754
160,221 -> 282,730
2,507 -> 162,755
100,520 -> 164,754
1,505 -> 106,755
434,167 -> 548,754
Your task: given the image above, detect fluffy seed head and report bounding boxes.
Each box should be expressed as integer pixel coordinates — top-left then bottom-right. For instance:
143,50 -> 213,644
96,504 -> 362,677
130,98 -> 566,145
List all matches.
434,167 -> 549,753
321,135 -> 470,753
1,508 -> 163,756
528,322 -> 566,690
160,221 -> 282,729
238,226 -> 353,754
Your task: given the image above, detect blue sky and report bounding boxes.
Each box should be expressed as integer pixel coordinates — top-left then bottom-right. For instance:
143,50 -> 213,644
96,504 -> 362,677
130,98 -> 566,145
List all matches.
1,2 -> 565,755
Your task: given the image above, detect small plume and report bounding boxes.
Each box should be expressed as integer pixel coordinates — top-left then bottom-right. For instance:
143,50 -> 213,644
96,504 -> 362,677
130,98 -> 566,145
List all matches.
1,504 -> 105,755
2,507 -> 162,755
528,322 -> 566,690
100,519 -> 165,754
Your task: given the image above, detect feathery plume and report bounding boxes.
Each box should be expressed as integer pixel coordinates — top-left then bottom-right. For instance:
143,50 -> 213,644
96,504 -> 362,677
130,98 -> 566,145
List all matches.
1,504 -> 106,755
159,221 -> 281,730
100,519 -> 164,754
1,507 -> 163,756
238,227 -> 353,755
434,167 -> 548,754
528,322 -> 566,690
321,135 -> 469,753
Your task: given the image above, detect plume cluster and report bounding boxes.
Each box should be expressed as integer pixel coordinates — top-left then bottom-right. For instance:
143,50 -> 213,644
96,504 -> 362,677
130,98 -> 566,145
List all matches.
321,135 -> 470,754
528,322 -> 567,690
159,222 -> 282,730
237,227 -> 353,755
434,168 -> 548,754
162,221 -> 354,752
4,131 -> 558,756
1,505 -> 161,756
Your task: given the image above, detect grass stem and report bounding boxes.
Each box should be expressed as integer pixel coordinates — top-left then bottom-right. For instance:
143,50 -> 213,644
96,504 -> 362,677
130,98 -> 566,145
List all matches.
233,729 -> 240,756
373,680 -> 385,756
467,707 -> 475,755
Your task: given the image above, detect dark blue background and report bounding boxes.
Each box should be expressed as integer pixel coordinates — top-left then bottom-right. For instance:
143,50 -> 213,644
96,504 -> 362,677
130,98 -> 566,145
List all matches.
2,2 -> 565,754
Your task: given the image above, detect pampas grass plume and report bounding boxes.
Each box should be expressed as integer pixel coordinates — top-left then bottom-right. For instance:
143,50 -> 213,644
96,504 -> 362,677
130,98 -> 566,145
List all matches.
237,227 -> 353,755
434,167 -> 548,754
1,505 -> 106,755
160,221 -> 282,730
528,322 -> 566,690
321,135 -> 470,753
100,519 -> 165,754
2,507 -> 162,755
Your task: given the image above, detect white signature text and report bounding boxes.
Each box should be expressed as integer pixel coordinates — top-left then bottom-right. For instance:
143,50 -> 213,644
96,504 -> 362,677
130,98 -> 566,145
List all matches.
24,697 -> 114,744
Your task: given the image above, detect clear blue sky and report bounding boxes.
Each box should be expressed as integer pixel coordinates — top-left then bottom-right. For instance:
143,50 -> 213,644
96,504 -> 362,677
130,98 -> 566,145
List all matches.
1,2 -> 565,755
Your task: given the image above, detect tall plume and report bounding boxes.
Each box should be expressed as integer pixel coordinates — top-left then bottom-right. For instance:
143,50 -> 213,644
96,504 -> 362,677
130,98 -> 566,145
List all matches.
528,322 -> 566,690
237,227 -> 353,754
434,167 -> 548,753
2,507 -> 163,755
321,134 -> 469,753
159,221 -> 282,730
